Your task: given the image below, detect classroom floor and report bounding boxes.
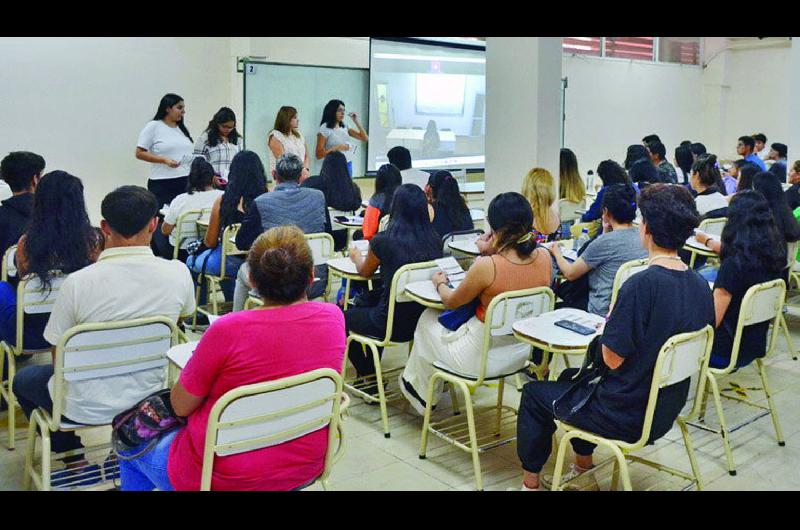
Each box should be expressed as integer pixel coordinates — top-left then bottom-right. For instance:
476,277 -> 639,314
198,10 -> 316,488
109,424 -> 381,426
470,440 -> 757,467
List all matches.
3,294 -> 800,491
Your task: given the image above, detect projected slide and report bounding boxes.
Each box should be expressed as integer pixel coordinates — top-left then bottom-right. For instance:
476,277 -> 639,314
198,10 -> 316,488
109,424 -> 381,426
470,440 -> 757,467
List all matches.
368,38 -> 486,171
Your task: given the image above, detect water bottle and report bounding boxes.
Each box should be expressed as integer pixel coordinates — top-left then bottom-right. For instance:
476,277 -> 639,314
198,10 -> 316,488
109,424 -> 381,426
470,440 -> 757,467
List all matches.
574,227 -> 590,252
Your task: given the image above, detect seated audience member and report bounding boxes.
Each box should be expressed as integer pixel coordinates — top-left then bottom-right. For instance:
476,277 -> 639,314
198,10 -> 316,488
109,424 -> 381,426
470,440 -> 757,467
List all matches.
12,186 -> 195,484
737,135 -> 767,171
559,148 -> 587,205
580,160 -> 634,223
690,142 -> 707,162
753,133 -> 770,161
155,158 -> 223,260
548,184 -> 647,316
690,155 -> 728,217
387,146 -> 429,190
1,171 -> 104,382
233,154 -> 328,311
512,183 -> 714,491
119,225 -> 345,491
674,145 -> 694,186
0,151 -> 45,258
624,145 -> 650,172
768,142 -> 788,182
399,192 -> 552,414
648,141 -> 678,184
187,150 -> 266,304
360,163 -> 402,241
302,150 -> 362,250
0,179 -> 10,202
708,190 -> 785,369
521,167 -> 561,242
628,156 -> 660,187
345,184 -> 442,390
735,161 -> 761,193
753,171 -> 800,248
426,170 -> 473,238
784,160 -> 800,210
642,134 -> 661,148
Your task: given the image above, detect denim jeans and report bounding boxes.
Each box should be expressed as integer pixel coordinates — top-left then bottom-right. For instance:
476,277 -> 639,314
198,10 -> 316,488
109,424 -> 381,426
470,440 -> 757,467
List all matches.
118,429 -> 179,491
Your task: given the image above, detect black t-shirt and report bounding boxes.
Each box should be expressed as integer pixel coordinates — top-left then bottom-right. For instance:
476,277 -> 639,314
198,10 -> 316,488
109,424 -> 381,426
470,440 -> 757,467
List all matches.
432,202 -> 474,239
711,257 -> 780,367
589,266 -> 715,440
369,232 -> 442,327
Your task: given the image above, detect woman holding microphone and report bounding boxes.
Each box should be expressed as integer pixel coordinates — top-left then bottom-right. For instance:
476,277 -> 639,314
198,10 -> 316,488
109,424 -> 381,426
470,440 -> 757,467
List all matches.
316,99 -> 368,176
136,93 -> 194,207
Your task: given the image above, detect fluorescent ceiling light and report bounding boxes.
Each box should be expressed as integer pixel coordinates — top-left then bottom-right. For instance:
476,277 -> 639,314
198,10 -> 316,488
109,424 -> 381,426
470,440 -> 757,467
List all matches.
373,52 -> 485,64
563,44 -> 592,51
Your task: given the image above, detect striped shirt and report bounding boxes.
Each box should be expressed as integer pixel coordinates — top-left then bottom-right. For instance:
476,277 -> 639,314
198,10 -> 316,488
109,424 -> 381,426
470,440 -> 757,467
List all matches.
193,131 -> 243,178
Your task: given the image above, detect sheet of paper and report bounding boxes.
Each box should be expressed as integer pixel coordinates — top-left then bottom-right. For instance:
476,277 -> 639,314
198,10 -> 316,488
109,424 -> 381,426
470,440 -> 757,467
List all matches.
435,256 -> 466,287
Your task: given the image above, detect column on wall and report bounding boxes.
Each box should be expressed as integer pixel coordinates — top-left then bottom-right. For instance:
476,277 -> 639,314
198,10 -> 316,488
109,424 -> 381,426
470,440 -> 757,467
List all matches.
484,37 -> 563,209
789,37 -> 800,164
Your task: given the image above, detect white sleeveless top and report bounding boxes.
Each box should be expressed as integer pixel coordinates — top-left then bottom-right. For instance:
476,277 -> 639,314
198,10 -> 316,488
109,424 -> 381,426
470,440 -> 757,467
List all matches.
268,129 -> 307,174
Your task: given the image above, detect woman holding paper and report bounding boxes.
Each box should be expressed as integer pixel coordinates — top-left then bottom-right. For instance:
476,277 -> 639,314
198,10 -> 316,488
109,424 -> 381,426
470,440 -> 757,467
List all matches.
135,93 -> 195,207
399,192 -> 552,416
193,107 -> 243,184
316,99 -> 368,177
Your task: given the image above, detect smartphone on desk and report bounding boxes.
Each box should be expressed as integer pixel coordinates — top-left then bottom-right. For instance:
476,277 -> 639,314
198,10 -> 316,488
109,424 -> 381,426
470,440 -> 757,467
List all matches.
554,319 -> 596,336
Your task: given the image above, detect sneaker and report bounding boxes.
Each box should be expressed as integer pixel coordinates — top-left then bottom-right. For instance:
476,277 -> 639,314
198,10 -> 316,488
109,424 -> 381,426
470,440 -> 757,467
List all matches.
398,374 -> 428,417
51,463 -> 103,490
540,463 -> 599,491
506,483 -> 542,491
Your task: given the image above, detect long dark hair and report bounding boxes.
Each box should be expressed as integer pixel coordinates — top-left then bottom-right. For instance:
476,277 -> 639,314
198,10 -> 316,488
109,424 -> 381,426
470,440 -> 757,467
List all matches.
23,171 -> 100,291
320,99 -> 345,129
692,154 -> 726,195
736,162 -> 760,192
204,107 -> 240,147
597,160 -> 631,187
753,171 -> 800,244
624,145 -> 650,170
428,170 -> 469,228
720,190 -> 786,275
675,145 -> 694,184
187,158 -> 215,195
488,192 -> 537,257
152,93 -> 192,142
221,151 -> 266,228
320,151 -> 360,211
374,163 -> 402,215
383,184 -> 442,263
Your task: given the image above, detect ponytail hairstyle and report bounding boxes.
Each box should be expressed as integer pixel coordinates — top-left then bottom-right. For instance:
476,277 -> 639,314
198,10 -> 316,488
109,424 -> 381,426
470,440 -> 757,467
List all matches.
674,145 -> 694,183
205,107 -> 240,147
692,154 -> 725,194
152,93 -> 192,142
488,192 -> 536,257
559,148 -> 586,202
186,157 -> 215,195
602,183 -> 638,224
247,225 -> 314,304
428,170 -> 470,228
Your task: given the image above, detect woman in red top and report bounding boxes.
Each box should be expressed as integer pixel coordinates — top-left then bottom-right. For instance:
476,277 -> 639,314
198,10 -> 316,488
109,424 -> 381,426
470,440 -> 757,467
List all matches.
119,225 -> 345,491
361,163 -> 401,240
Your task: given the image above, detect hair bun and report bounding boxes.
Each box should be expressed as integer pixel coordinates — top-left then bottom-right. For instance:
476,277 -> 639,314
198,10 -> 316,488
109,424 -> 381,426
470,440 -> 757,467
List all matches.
260,247 -> 291,277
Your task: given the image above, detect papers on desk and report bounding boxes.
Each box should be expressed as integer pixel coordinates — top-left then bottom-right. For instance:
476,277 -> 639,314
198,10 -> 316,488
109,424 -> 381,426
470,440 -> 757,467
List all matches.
542,242 -> 578,262
167,341 -> 199,370
435,256 -> 465,289
350,239 -> 369,257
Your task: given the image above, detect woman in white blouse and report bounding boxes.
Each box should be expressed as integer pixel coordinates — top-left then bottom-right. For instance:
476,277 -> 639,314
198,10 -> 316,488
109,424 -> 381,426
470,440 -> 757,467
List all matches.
193,107 -> 243,184
135,93 -> 194,207
315,99 -> 368,177
267,106 -> 309,181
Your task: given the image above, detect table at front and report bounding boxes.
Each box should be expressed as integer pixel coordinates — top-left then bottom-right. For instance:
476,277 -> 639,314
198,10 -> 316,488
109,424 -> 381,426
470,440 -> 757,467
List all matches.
167,340 -> 199,384
327,257 -> 377,310
512,308 -> 606,380
404,280 -> 446,310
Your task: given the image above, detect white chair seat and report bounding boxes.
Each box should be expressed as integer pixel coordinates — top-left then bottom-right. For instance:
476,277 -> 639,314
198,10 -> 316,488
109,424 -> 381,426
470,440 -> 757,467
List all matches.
432,360 -> 522,381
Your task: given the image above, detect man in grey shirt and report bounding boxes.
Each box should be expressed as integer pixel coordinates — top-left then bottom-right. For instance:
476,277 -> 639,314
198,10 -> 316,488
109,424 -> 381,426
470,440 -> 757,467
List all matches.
548,184 -> 647,316
233,154 -> 328,310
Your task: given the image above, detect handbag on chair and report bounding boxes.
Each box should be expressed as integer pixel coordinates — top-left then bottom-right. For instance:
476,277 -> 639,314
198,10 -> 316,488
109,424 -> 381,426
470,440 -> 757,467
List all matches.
552,336 -> 608,423
111,389 -> 186,461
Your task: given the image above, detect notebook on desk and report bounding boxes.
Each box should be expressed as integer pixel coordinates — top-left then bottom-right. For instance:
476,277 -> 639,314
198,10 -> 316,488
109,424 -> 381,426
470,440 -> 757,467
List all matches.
435,256 -> 466,289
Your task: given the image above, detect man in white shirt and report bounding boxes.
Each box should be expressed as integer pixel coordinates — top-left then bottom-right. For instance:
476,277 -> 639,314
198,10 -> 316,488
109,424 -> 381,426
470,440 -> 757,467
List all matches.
12,185 -> 195,476
753,133 -> 770,160
387,146 -> 430,190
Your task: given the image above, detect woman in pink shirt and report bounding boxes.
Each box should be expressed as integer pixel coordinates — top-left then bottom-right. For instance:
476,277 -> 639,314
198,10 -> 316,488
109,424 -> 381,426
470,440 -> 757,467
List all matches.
119,225 -> 345,491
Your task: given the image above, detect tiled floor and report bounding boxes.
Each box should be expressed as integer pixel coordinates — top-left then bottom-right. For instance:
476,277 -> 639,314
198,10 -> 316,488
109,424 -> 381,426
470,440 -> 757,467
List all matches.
3,300 -> 800,491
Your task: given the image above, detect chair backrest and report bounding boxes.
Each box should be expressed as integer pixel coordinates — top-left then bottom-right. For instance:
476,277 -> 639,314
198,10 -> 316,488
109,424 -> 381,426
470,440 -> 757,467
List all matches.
200,368 -> 344,491
441,229 -> 484,256
11,273 -> 67,353
630,325 -> 714,450
50,316 -> 178,429
218,223 -> 243,278
305,232 -> 335,267
698,216 -> 727,237
476,286 -> 555,384
1,244 -> 17,282
609,258 -> 649,309
172,208 -> 211,259
787,240 -> 799,271
378,261 -> 439,344
558,199 -> 581,223
723,279 -> 786,371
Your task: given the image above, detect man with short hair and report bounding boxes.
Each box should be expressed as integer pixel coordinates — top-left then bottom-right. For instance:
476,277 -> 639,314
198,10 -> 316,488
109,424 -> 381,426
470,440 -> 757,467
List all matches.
0,151 -> 45,257
387,146 -> 430,190
753,133 -> 770,160
642,134 -> 661,149
736,136 -> 767,171
233,154 -> 328,310
690,142 -> 707,162
12,185 -> 196,485
648,141 -> 677,184
768,142 -> 788,182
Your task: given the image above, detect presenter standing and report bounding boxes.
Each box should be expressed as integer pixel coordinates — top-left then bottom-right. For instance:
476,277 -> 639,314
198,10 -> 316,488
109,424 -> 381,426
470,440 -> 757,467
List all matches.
316,99 -> 368,177
136,93 -> 194,207
268,106 -> 310,181
194,107 -> 243,184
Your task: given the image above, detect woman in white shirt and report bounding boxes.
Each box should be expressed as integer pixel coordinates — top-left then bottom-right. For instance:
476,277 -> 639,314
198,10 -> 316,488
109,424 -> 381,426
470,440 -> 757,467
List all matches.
316,99 -> 368,177
690,154 -> 729,217
193,107 -> 243,183
154,158 -> 223,260
136,93 -> 195,208
267,106 -> 309,181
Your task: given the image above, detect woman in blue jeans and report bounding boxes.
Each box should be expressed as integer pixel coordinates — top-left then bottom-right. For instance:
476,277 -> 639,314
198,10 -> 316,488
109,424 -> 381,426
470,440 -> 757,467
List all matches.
186,151 -> 267,303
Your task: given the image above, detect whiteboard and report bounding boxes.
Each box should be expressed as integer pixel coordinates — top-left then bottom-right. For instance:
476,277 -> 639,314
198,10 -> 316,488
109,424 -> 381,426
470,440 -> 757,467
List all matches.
243,61 -> 369,179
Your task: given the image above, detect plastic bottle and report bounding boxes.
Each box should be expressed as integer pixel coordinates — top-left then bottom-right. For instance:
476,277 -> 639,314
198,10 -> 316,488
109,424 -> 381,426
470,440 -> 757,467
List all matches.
574,227 -> 590,251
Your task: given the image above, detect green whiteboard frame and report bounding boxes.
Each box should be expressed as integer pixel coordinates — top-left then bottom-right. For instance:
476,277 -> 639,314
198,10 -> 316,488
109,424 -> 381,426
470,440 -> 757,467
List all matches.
242,59 -> 371,179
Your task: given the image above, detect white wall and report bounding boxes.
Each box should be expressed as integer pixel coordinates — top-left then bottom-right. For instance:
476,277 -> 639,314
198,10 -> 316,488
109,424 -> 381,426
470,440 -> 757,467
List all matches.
0,37 -> 233,222
562,54 -> 705,177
